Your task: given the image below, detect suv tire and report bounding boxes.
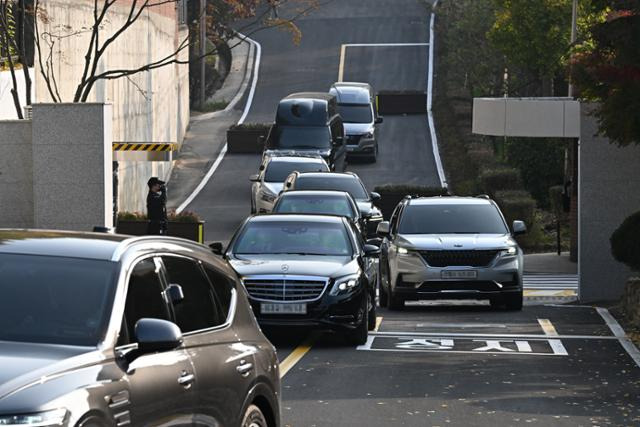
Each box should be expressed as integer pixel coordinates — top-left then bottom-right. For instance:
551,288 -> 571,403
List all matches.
242,404 -> 268,427
504,291 -> 523,311
379,263 -> 389,307
368,143 -> 378,163
368,293 -> 377,330
388,290 -> 405,311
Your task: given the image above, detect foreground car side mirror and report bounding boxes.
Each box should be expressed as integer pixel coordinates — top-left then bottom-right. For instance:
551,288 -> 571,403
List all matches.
369,192 -> 381,201
363,244 -> 381,257
375,116 -> 384,124
376,221 -> 390,236
209,242 -> 224,255
135,318 -> 183,355
512,220 -> 527,236
249,174 -> 260,182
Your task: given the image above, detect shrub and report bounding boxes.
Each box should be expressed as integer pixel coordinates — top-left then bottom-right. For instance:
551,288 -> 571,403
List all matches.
611,211 -> 640,272
479,167 -> 521,196
548,185 -> 564,215
373,185 -> 450,219
494,190 -> 536,227
117,211 -> 147,221
117,210 -> 202,223
228,123 -> 271,131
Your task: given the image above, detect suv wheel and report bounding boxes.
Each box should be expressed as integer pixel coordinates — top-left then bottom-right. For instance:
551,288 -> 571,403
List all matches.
504,291 -> 523,311
379,261 -> 389,307
242,404 -> 268,427
368,143 -> 378,163
388,289 -> 405,311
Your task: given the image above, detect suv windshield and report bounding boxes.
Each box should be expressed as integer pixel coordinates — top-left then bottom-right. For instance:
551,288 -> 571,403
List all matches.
295,176 -> 369,200
0,254 -> 118,346
274,195 -> 356,218
337,104 -> 373,123
271,126 -> 331,149
398,204 -> 509,234
234,221 -> 353,256
265,160 -> 328,182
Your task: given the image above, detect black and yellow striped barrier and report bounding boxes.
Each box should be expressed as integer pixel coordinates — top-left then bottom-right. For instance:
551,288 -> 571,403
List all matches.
112,142 -> 178,161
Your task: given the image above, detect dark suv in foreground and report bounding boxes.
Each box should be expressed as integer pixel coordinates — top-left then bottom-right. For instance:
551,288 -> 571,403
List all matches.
0,230 -> 280,427
215,215 -> 380,345
378,197 -> 527,310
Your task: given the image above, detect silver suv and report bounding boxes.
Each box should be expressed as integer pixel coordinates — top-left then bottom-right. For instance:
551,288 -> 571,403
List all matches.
329,82 -> 383,162
377,196 -> 527,310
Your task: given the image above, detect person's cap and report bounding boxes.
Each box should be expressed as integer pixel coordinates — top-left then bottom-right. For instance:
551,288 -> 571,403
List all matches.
147,177 -> 165,188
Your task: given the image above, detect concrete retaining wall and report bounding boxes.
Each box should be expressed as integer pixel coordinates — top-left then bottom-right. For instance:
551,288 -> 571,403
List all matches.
0,120 -> 33,227
579,104 -> 640,302
35,0 -> 190,212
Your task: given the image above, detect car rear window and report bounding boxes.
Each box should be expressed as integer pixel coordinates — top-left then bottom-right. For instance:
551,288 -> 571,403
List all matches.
337,103 -> 373,123
270,126 -> 331,149
264,160 -> 328,182
294,176 -> 368,200
274,195 -> 356,218
398,204 -> 509,234
234,221 -> 353,256
0,254 -> 118,346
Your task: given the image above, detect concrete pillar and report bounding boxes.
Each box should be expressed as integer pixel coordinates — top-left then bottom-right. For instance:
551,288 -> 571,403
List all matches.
31,103 -> 113,231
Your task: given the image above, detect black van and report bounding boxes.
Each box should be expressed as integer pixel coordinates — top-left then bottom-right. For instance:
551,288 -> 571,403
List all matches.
263,92 -> 347,171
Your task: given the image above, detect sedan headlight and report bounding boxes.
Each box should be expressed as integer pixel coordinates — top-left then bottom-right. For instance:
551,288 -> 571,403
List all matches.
499,247 -> 517,257
0,409 -> 67,426
329,274 -> 361,296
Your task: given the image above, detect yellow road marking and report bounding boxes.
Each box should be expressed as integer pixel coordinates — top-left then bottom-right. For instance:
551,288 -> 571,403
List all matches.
374,316 -> 383,332
338,44 -> 347,82
538,318 -> 559,336
279,333 -> 318,378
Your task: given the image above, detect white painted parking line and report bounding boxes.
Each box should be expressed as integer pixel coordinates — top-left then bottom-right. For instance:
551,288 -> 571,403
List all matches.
596,307 -> 640,368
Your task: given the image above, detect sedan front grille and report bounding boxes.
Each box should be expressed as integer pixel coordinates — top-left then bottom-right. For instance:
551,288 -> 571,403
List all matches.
419,250 -> 500,267
243,275 -> 329,302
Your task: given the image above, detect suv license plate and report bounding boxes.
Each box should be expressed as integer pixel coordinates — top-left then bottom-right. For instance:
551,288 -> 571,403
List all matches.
261,303 -> 307,314
441,270 -> 477,279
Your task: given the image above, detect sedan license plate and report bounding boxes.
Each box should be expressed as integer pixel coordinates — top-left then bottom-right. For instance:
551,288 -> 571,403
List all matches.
441,270 -> 477,279
261,303 -> 307,314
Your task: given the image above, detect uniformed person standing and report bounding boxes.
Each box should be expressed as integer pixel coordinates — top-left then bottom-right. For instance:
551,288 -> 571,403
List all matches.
146,177 -> 168,235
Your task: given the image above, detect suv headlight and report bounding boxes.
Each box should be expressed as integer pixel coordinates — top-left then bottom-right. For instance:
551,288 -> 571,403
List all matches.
0,409 -> 67,426
329,274 -> 361,296
364,132 -> 374,139
259,189 -> 276,202
499,247 -> 517,257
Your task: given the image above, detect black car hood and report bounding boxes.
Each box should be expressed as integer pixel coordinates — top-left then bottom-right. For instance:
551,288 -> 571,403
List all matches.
0,341 -> 96,403
229,254 -> 358,279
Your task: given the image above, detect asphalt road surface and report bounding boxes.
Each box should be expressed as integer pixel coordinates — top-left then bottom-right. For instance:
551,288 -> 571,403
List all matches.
181,1 -> 640,425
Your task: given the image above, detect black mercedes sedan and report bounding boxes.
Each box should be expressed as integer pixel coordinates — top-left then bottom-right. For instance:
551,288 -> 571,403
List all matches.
214,215 -> 380,345
0,230 -> 280,427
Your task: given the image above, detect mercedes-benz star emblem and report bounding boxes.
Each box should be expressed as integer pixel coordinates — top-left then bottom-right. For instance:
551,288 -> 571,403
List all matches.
281,264 -> 289,272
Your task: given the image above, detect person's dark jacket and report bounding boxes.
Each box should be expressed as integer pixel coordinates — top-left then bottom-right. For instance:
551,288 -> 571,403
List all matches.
147,188 -> 167,223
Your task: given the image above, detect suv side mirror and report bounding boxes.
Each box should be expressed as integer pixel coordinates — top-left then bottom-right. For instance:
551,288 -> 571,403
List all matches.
375,116 -> 384,124
135,318 -> 183,354
377,221 -> 390,236
363,244 -> 381,257
369,192 -> 381,201
512,220 -> 527,236
249,174 -> 260,182
367,237 -> 383,247
209,242 -> 224,255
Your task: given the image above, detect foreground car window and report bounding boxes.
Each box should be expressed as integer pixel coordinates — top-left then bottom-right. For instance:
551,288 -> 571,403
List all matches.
265,161 -> 328,182
275,196 -> 354,218
337,104 -> 373,123
0,254 -> 117,346
234,221 -> 352,256
398,204 -> 509,234
296,177 -> 368,200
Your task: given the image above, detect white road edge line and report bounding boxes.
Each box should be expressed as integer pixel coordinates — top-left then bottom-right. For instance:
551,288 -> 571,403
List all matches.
176,32 -> 262,214
596,307 -> 640,368
427,0 -> 447,189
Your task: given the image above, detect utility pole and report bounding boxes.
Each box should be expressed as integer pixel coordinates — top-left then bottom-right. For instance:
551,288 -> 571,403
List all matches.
199,0 -> 206,110
568,0 -> 579,262
568,0 -> 578,98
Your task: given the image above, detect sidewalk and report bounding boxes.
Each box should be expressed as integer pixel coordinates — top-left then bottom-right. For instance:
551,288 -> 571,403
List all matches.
524,252 -> 577,274
167,36 -> 255,211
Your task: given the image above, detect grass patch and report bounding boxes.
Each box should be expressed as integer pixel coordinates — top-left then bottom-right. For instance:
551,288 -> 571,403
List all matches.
197,99 -> 228,113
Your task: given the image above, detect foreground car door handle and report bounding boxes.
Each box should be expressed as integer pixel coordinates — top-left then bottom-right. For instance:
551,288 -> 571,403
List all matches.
236,360 -> 254,377
178,372 -> 195,388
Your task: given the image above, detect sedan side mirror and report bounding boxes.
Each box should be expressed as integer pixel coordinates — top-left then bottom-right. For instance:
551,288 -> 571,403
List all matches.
209,242 -> 224,255
375,116 -> 384,124
369,192 -> 381,201
135,318 -> 183,355
512,220 -> 527,236
249,174 -> 260,182
376,221 -> 390,236
363,244 -> 381,257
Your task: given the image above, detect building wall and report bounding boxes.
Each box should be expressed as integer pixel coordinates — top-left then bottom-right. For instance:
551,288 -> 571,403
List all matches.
0,120 -> 33,227
579,104 -> 640,302
35,0 -> 190,212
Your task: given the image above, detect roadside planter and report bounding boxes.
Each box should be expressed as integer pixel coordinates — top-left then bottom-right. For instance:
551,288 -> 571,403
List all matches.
376,90 -> 428,115
116,212 -> 205,243
373,185 -> 449,219
226,123 -> 271,154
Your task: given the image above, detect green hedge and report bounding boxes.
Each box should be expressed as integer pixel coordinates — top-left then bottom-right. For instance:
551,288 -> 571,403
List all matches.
494,190 -> 536,227
117,210 -> 202,223
373,185 -> 449,219
479,167 -> 521,196
611,211 -> 640,271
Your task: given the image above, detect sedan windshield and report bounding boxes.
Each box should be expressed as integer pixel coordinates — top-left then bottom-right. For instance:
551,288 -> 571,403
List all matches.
294,176 -> 369,200
0,254 -> 118,346
337,103 -> 373,123
265,160 -> 328,182
234,221 -> 353,256
398,204 -> 509,234
274,195 -> 356,218
271,126 -> 331,149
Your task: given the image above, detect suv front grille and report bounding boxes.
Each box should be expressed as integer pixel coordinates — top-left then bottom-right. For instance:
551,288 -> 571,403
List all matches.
346,135 -> 362,145
243,275 -> 329,302
419,250 -> 500,267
